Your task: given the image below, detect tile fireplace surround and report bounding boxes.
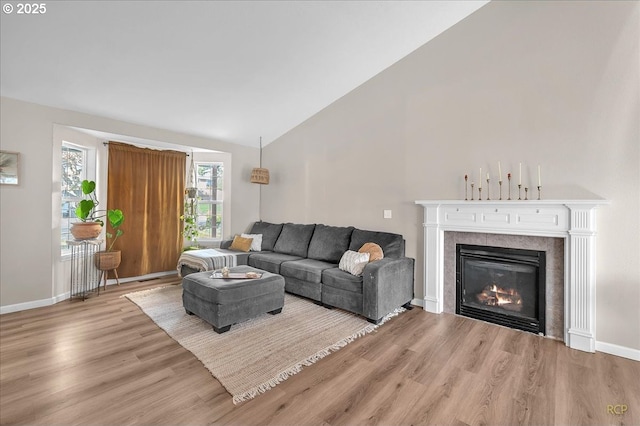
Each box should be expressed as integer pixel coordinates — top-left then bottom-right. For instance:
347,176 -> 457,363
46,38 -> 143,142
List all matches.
415,198 -> 608,353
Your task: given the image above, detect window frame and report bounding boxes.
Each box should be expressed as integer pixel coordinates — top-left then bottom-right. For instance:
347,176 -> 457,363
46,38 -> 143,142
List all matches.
194,161 -> 224,242
61,141 -> 96,257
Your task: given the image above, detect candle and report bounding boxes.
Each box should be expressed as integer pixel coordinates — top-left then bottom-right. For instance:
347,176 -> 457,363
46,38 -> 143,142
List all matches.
519,163 -> 522,185
479,168 -> 482,188
487,172 -> 490,181
498,161 -> 502,181
538,165 -> 541,186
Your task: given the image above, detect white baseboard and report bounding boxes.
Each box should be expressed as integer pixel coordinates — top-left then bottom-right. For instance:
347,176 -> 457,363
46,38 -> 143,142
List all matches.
596,341 -> 640,361
1,270 -> 178,315
411,298 -> 424,308
0,297 -> 55,314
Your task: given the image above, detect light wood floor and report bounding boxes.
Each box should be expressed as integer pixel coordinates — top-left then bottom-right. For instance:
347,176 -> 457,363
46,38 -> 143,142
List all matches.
1,276 -> 638,425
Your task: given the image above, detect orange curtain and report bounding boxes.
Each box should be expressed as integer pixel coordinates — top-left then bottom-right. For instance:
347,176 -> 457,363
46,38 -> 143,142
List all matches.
107,142 -> 185,278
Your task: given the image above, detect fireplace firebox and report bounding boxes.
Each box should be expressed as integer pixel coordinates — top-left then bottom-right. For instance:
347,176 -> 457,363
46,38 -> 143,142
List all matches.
456,244 -> 546,335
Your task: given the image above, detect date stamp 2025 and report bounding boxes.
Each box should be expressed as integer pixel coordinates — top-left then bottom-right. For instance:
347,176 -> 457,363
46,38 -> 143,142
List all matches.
3,3 -> 47,15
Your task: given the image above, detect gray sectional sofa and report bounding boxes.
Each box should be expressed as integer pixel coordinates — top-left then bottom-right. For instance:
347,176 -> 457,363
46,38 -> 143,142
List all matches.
219,221 -> 415,323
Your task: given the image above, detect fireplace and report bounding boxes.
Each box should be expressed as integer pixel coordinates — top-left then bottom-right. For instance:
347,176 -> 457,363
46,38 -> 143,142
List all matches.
415,198 -> 608,353
456,244 -> 546,334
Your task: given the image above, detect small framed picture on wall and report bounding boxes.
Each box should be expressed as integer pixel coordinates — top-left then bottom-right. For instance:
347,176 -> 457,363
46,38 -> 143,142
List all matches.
0,151 -> 19,185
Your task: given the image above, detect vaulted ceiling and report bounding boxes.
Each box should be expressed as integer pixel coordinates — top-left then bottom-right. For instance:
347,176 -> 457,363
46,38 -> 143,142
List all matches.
1,1 -> 488,147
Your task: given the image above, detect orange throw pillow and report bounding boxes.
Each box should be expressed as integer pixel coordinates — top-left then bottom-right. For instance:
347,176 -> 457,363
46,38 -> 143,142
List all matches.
359,242 -> 384,262
230,235 -> 253,252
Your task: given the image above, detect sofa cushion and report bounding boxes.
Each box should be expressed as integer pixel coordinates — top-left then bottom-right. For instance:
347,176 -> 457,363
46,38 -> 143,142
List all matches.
349,229 -> 405,258
273,223 -> 316,257
307,224 -> 354,263
280,259 -> 337,284
249,221 -> 283,252
247,252 -> 302,274
322,267 -> 364,294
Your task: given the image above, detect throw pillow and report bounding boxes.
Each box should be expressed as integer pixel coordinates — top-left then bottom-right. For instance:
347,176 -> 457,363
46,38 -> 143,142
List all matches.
241,233 -> 263,252
230,235 -> 253,252
359,242 -> 384,262
339,250 -> 370,276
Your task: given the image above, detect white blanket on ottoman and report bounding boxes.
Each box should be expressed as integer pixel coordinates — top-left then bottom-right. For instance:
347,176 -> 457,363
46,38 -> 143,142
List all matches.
177,249 -> 238,276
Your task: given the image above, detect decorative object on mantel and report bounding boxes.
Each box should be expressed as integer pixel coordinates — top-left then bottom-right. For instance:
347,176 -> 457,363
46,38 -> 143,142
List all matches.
464,163 -> 542,201
486,174 -> 491,200
464,174 -> 468,200
250,137 -> 270,184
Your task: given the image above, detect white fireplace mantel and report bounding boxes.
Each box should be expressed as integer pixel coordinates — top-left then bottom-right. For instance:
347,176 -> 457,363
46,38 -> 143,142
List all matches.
415,199 -> 609,353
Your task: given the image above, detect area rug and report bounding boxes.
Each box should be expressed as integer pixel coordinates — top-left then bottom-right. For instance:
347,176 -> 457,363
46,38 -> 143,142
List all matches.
124,285 -> 403,404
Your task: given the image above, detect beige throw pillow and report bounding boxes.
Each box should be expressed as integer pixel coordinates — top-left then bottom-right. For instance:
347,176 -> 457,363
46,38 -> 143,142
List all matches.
339,250 -> 370,276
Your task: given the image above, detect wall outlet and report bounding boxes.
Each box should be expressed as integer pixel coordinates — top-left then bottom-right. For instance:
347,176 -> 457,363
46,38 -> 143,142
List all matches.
383,209 -> 392,219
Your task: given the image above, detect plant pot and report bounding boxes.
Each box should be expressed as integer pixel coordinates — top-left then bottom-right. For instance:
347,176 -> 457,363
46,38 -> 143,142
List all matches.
95,250 -> 121,271
186,187 -> 197,199
70,222 -> 102,240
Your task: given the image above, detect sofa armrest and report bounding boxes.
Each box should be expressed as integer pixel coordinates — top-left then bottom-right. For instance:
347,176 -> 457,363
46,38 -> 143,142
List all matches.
361,257 -> 415,322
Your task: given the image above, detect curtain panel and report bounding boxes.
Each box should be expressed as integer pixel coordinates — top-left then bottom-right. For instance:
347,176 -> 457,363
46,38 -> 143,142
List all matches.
107,141 -> 185,278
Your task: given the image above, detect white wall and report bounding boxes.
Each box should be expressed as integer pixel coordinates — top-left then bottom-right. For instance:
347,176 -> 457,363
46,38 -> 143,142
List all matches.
262,1 -> 640,352
0,97 -> 260,310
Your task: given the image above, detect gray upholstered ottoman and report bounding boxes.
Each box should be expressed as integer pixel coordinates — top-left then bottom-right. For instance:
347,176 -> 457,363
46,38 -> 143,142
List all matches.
182,265 -> 285,333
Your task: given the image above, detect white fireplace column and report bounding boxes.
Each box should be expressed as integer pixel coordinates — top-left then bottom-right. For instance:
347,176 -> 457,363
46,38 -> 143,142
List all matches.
415,199 -> 608,353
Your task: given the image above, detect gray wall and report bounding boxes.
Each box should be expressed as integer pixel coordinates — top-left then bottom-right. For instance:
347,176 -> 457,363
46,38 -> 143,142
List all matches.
262,1 -> 639,351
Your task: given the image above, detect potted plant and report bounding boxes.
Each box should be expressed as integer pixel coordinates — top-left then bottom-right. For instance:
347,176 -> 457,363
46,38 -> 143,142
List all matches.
180,194 -> 199,250
69,180 -> 103,239
95,209 -> 125,287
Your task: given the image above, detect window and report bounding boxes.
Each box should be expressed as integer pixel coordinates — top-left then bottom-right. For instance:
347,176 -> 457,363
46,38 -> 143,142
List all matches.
61,143 -> 87,254
195,162 -> 223,240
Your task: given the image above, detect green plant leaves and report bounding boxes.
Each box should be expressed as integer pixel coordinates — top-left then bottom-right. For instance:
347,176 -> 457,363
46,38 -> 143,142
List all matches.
108,209 -> 124,228
81,180 -> 96,194
75,199 -> 95,220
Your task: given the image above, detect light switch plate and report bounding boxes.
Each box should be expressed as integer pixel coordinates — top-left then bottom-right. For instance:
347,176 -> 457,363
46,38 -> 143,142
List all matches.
383,209 -> 392,219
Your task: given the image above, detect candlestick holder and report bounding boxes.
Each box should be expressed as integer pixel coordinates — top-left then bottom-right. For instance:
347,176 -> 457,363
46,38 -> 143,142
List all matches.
486,178 -> 490,200
498,180 -> 503,200
470,183 -> 475,201
518,184 -> 522,200
507,175 -> 512,200
464,175 -> 468,201
537,185 -> 542,200
478,186 -> 482,201
525,187 -> 529,200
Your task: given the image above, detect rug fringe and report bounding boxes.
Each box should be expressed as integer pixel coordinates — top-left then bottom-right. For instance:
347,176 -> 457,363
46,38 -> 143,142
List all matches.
231,305 -> 405,405
120,284 -> 178,299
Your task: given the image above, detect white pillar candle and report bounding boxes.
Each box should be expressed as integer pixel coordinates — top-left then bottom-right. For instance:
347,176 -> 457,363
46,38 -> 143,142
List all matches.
487,172 -> 490,181
519,163 -> 522,185
498,161 -> 502,181
538,165 -> 541,186
479,168 -> 482,188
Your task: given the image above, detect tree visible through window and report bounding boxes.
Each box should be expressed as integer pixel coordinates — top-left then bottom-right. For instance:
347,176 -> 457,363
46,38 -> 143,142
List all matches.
196,162 -> 223,240
61,143 -> 86,252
